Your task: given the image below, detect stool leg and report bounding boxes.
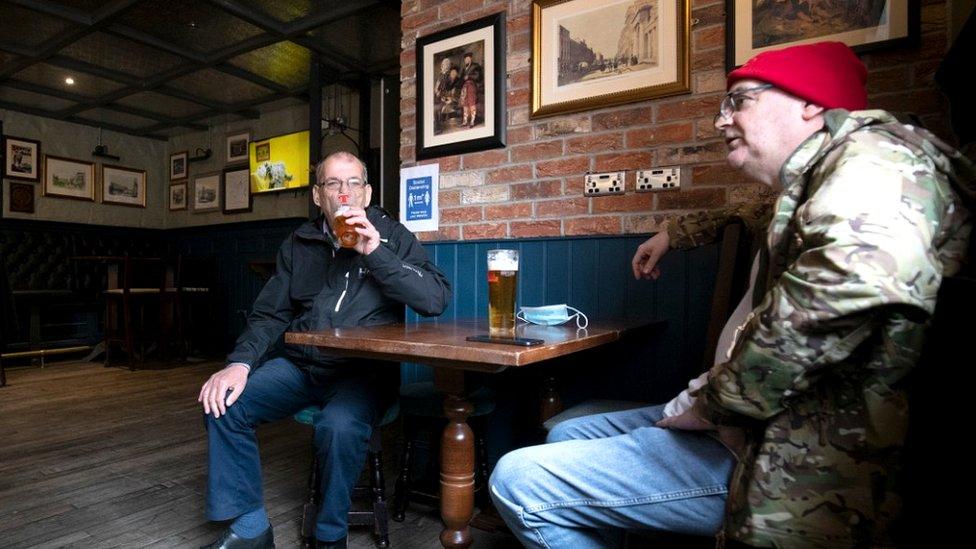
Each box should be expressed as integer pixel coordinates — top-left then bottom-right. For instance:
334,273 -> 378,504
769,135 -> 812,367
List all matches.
392,424 -> 414,522
301,449 -> 320,549
369,432 -> 390,548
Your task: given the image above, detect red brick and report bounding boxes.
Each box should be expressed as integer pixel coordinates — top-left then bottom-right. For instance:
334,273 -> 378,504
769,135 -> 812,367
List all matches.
402,0 -> 419,16
401,97 -> 416,114
463,149 -> 509,169
439,0 -> 488,20
507,126 -> 533,144
691,47 -> 724,71
566,132 -> 625,154
507,13 -> 531,34
509,31 -> 530,55
594,152 -> 653,172
487,164 -> 533,184
420,155 -> 460,171
564,216 -> 622,236
565,176 -> 585,196
508,67 -> 530,90
869,89 -> 945,116
659,141 -> 727,164
535,198 -> 589,217
864,32 -> 946,68
417,225 -> 460,242
512,140 -> 563,163
623,214 -> 668,234
511,180 -> 561,200
591,193 -> 654,213
463,222 -> 508,240
486,202 -> 532,219
729,183 -> 777,206
912,60 -> 942,87
510,220 -> 562,238
440,189 -> 461,207
626,123 -> 693,148
400,145 -> 415,162
536,156 -> 589,177
399,47 -> 417,66
401,128 -> 415,146
867,66 -> 912,95
692,163 -> 758,186
920,2 -> 946,32
441,205 -> 483,223
401,63 -> 416,80
401,113 -> 416,130
656,188 -> 727,210
658,96 -> 719,122
692,2 -> 725,26
508,88 -> 530,107
695,117 -> 722,141
693,25 -> 723,52
592,107 -> 653,130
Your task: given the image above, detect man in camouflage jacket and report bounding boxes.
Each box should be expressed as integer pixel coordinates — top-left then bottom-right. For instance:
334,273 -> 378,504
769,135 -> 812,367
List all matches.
490,42 -> 973,549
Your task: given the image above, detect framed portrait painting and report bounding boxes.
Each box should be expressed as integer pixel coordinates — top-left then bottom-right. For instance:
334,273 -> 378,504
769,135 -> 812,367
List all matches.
531,0 -> 690,118
170,151 -> 188,181
43,155 -> 95,201
726,0 -> 919,70
101,164 -> 147,208
193,173 -> 221,213
4,136 -> 41,181
169,181 -> 188,211
226,131 -> 250,164
415,12 -> 506,160
222,167 -> 251,214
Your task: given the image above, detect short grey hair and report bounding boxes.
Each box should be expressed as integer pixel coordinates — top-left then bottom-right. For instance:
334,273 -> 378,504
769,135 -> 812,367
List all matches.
314,151 -> 368,185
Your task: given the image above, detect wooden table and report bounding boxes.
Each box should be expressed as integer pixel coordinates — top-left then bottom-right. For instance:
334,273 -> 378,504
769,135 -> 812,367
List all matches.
286,318 -> 661,548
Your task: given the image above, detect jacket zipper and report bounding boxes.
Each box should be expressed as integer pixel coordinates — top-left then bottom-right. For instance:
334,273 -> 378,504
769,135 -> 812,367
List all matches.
334,271 -> 350,312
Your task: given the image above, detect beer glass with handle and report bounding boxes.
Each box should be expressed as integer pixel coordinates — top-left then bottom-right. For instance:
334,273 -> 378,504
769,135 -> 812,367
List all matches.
487,249 -> 518,337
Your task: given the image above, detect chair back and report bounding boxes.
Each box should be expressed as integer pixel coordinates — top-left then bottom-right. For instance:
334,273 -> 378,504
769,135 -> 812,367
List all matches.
700,222 -> 755,372
120,255 -> 167,294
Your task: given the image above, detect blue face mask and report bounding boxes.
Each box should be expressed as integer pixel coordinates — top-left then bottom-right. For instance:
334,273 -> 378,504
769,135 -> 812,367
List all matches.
517,304 -> 588,329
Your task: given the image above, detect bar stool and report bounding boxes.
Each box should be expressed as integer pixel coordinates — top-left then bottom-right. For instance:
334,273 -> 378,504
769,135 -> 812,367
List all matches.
294,401 -> 399,549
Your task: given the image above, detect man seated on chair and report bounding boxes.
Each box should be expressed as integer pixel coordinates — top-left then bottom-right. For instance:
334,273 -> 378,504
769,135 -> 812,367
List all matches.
198,151 -> 452,549
489,41 -> 974,548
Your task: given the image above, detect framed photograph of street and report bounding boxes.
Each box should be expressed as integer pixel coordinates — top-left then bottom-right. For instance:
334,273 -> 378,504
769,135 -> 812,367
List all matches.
170,150 -> 188,181
415,12 -> 506,160
3,136 -> 41,181
531,0 -> 690,118
43,155 -> 95,201
226,131 -> 250,164
169,181 -> 188,211
726,0 -> 918,70
101,164 -> 147,208
222,167 -> 251,214
193,172 -> 221,213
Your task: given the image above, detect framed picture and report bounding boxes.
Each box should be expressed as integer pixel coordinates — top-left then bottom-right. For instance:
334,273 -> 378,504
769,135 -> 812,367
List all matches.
43,155 -> 95,201
169,181 -> 188,211
248,130 -> 310,193
170,151 -> 188,181
226,131 -> 250,164
101,164 -> 147,208
193,172 -> 221,213
726,0 -> 918,70
415,12 -> 506,160
4,136 -> 41,181
9,182 -> 35,213
223,167 -> 252,214
531,0 -> 690,118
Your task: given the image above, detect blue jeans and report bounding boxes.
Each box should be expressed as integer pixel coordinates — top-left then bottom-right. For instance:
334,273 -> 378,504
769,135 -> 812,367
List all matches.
204,357 -> 384,542
489,404 -> 735,548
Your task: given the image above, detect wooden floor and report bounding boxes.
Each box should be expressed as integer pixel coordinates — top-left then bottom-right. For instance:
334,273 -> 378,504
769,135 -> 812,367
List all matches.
0,361 -> 519,549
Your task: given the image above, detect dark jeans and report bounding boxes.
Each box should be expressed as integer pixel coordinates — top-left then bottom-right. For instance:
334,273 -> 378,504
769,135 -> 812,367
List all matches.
204,357 -> 384,541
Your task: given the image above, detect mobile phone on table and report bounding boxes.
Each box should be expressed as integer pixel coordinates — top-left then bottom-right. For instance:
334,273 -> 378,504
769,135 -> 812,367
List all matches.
466,335 -> 544,346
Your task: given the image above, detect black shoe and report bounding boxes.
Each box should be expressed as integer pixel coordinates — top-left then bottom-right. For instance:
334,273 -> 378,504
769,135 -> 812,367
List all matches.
201,526 -> 275,549
315,537 -> 347,549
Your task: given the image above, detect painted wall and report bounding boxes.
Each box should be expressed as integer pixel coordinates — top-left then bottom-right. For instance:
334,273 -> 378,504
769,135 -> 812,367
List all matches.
399,0 -> 956,242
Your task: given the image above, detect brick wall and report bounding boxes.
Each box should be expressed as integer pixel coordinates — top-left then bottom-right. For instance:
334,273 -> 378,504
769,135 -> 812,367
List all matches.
399,0 -> 953,242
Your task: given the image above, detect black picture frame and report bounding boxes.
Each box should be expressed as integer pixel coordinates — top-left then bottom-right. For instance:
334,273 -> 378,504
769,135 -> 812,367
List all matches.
415,12 -> 506,160
725,0 -> 920,72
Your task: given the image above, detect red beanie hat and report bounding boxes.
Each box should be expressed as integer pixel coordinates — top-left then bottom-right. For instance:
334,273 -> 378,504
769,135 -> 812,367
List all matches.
727,41 -> 867,111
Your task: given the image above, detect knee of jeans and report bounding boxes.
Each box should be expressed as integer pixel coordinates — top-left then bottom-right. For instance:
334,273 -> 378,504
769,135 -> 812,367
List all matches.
203,403 -> 248,430
489,451 -> 518,502
313,413 -> 371,448
546,420 -> 577,443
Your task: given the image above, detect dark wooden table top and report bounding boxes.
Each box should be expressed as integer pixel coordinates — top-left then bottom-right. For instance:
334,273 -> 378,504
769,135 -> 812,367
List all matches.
285,319 -> 662,373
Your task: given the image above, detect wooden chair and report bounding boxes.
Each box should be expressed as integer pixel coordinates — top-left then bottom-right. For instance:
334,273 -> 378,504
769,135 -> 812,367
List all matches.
103,255 -> 168,368
169,254 -> 215,359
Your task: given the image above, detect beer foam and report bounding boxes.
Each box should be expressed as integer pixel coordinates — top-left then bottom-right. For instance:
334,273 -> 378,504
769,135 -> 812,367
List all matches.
488,256 -> 518,271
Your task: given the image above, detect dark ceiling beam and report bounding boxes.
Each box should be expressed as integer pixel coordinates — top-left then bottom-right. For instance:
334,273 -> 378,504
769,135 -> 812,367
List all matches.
0,99 -> 168,141
104,25 -> 208,63
216,63 -> 290,94
204,0 -> 287,35
291,36 -> 360,72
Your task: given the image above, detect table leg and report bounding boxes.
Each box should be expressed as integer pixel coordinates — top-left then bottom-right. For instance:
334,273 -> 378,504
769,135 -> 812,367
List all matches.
435,370 -> 474,548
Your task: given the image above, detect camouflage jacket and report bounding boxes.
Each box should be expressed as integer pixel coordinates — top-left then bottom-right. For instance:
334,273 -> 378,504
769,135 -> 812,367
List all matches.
675,110 -> 974,548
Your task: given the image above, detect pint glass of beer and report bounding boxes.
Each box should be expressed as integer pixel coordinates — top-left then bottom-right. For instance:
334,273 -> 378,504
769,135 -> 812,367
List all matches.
487,249 -> 518,337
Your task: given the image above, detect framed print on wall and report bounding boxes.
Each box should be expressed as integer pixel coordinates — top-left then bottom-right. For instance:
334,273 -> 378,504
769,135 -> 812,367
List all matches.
222,167 -> 251,214
170,151 -> 188,181
101,164 -> 147,208
226,131 -> 250,164
3,136 -> 41,181
193,172 -> 221,213
9,182 -> 35,214
531,0 -> 690,118
726,0 -> 919,70
415,12 -> 506,160
169,181 -> 188,211
43,155 -> 95,201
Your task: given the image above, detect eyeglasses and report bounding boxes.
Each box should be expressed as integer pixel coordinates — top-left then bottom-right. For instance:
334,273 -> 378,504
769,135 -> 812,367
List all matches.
713,84 -> 774,125
315,176 -> 367,191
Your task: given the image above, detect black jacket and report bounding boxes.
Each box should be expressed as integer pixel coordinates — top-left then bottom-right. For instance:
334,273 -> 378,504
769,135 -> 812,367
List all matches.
227,206 -> 452,370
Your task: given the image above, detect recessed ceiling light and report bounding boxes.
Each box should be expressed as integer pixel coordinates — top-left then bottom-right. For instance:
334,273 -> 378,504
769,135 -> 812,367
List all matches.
188,21 -> 198,29
65,77 -> 75,85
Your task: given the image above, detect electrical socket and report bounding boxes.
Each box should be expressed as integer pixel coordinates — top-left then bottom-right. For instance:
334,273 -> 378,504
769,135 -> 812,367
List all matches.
583,171 -> 626,196
636,167 -> 681,192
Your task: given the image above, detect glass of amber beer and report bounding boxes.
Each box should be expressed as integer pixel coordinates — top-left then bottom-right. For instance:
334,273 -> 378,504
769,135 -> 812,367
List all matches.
487,249 -> 518,337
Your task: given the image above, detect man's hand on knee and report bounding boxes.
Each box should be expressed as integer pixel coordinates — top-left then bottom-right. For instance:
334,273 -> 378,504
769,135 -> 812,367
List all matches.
198,363 -> 250,418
